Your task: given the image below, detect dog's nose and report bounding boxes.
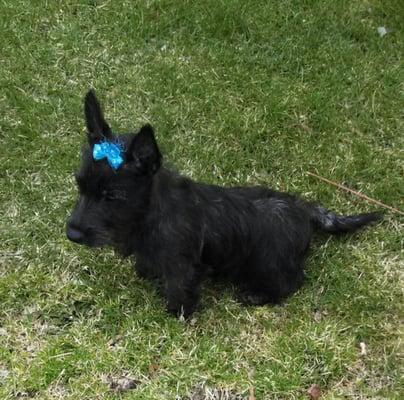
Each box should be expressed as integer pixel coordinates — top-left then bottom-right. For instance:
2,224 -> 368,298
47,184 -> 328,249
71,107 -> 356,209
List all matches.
66,224 -> 84,244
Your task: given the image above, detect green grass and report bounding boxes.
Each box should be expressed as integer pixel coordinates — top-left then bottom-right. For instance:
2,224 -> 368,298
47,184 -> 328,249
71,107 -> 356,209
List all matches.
0,0 -> 403,398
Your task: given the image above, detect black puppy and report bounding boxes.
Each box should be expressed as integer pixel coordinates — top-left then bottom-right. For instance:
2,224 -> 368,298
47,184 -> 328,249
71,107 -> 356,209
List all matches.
67,90 -> 381,317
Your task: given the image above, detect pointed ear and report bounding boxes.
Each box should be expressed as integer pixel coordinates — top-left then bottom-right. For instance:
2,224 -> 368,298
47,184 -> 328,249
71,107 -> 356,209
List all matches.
127,124 -> 162,175
84,89 -> 112,144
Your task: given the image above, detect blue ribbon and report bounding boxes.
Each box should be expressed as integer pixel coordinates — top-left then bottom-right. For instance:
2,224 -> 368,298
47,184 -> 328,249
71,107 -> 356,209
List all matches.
93,141 -> 123,170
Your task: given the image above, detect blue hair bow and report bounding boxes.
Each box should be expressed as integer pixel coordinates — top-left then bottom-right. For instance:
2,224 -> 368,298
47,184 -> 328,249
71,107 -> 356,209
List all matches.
93,141 -> 124,170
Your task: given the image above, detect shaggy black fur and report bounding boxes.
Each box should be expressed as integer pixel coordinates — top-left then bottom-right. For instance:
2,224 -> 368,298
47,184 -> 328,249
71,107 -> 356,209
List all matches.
67,90 -> 381,317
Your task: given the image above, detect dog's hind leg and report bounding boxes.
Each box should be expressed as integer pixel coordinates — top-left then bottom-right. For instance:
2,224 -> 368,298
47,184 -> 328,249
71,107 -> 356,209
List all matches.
237,254 -> 305,306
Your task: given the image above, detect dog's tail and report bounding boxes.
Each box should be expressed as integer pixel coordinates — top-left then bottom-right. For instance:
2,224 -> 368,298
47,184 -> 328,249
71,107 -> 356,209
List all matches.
309,204 -> 382,234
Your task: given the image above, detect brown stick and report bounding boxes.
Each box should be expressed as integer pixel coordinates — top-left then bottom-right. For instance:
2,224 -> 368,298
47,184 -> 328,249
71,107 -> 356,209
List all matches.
307,171 -> 404,216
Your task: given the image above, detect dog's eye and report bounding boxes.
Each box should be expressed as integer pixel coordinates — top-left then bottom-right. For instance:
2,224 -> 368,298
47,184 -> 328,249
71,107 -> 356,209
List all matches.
101,189 -> 126,201
101,189 -> 114,201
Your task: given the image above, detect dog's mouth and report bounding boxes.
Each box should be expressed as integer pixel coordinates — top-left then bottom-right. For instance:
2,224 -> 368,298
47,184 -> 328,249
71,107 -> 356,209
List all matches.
66,223 -> 110,248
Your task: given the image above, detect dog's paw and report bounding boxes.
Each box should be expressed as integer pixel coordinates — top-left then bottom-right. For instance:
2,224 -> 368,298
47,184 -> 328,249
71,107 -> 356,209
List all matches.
237,291 -> 271,306
166,302 -> 195,320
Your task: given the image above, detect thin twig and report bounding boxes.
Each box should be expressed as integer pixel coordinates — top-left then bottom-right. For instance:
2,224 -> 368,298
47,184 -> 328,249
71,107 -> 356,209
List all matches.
307,171 -> 404,216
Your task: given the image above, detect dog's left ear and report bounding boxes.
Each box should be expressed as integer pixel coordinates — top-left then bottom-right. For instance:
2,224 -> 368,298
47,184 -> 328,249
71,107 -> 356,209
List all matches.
126,124 -> 162,175
84,89 -> 112,144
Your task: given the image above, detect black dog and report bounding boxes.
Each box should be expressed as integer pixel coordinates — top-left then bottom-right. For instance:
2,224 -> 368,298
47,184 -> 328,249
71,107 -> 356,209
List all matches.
67,90 -> 381,317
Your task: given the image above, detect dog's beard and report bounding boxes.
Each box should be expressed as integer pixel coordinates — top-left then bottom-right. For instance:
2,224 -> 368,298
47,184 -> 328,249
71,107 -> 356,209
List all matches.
80,227 -> 113,248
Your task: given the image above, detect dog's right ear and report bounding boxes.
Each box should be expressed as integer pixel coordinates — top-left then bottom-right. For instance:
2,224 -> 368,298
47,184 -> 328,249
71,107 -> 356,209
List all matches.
84,90 -> 112,144
126,124 -> 162,175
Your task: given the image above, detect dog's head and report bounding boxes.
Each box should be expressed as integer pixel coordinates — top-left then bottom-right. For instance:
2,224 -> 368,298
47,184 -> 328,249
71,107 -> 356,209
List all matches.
66,90 -> 162,248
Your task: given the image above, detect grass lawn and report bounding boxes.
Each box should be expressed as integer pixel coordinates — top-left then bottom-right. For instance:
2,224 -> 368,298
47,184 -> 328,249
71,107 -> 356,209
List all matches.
0,0 -> 403,398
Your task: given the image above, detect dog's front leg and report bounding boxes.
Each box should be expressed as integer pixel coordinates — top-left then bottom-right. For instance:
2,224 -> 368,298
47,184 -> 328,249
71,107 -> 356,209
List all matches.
134,256 -> 160,281
163,263 -> 202,318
